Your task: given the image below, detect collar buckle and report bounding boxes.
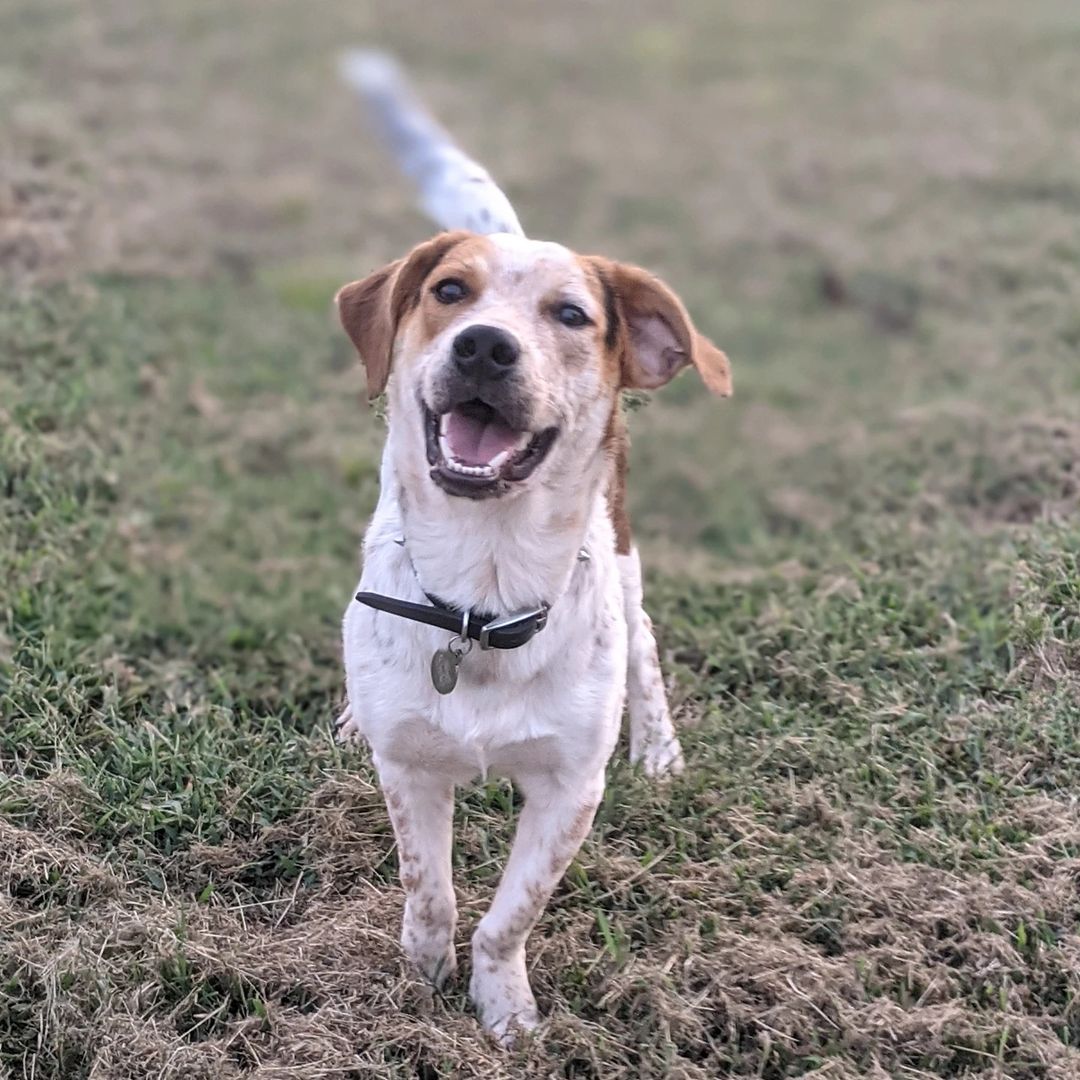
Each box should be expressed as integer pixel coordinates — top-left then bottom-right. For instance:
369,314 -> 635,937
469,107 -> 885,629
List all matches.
478,605 -> 549,651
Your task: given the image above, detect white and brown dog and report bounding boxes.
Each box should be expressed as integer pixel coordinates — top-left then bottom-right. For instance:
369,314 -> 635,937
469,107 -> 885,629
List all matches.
334,53 -> 731,1042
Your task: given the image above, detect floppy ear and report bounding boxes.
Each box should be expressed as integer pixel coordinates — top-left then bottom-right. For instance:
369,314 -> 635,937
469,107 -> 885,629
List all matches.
335,231 -> 471,399
592,259 -> 732,397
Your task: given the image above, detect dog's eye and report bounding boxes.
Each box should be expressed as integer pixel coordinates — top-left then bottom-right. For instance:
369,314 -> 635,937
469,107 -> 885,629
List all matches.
433,278 -> 468,304
555,303 -> 590,328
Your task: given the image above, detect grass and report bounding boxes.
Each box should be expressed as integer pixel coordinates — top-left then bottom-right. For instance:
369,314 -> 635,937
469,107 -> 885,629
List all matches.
4,0 -> 1080,1076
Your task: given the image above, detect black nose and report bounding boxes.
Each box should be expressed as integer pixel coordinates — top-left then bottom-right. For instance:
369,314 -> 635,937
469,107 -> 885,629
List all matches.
452,324 -> 520,380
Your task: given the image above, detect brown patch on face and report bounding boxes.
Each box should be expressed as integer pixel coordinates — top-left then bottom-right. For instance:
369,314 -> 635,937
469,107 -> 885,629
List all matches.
410,235 -> 494,348
335,230 -> 477,399
582,259 -> 624,389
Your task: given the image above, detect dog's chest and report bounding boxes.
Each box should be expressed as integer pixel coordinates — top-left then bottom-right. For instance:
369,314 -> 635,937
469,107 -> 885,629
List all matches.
342,514 -> 627,779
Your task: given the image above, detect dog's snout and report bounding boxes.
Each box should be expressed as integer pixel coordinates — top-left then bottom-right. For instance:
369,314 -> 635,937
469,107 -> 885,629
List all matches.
452,325 -> 520,379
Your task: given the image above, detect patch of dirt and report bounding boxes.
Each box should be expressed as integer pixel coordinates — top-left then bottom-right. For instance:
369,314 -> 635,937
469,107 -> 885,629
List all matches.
946,416 -> 1080,526
0,106 -> 90,284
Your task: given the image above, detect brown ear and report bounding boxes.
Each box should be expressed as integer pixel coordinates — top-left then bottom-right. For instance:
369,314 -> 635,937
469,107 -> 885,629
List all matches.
335,231 -> 471,399
592,259 -> 732,397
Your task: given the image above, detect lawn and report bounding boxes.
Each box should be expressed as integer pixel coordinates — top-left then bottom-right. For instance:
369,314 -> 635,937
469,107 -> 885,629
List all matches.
3,1 -> 1080,1076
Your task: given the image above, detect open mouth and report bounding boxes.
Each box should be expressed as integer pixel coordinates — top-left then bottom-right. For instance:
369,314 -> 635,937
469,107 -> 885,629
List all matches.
424,400 -> 558,499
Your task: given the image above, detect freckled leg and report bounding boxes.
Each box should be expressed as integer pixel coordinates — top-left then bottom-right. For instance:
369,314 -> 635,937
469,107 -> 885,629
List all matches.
376,758 -> 458,988
619,548 -> 684,777
470,772 -> 603,1043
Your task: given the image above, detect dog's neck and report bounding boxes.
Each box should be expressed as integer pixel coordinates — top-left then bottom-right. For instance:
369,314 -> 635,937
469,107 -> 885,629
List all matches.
379,443 -> 608,616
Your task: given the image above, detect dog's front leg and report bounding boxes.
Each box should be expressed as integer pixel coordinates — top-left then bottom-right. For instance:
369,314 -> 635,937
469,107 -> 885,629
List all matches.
619,547 -> 685,777
377,759 -> 458,987
470,771 -> 603,1043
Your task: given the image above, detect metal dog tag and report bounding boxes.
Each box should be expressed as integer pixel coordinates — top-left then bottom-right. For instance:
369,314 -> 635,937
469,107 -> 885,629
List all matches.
431,644 -> 462,694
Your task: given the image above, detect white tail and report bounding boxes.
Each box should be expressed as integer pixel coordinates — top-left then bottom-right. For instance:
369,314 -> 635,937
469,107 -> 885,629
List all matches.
340,50 -> 524,238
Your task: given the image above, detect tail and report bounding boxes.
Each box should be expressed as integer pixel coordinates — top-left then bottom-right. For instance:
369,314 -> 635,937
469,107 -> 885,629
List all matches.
340,50 -> 524,237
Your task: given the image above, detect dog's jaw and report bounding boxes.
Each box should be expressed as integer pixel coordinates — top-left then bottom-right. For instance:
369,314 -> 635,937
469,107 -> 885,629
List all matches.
422,401 -> 559,500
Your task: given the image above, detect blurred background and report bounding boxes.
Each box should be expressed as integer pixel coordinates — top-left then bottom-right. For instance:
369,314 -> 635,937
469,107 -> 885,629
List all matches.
5,2 -> 1080,1077
6,0 -> 1080,570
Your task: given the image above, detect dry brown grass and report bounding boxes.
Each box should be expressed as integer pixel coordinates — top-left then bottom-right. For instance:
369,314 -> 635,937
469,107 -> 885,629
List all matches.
6,769 -> 1080,1078
6,771 -> 1080,1077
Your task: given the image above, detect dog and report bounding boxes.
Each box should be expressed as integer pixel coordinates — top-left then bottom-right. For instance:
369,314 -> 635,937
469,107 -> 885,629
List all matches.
333,53 -> 731,1042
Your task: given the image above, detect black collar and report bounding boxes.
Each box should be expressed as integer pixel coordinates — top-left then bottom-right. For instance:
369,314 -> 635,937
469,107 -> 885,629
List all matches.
354,591 -> 549,650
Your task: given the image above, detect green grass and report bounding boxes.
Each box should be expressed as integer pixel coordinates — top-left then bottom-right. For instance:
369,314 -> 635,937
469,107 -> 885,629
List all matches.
5,1 -> 1080,1077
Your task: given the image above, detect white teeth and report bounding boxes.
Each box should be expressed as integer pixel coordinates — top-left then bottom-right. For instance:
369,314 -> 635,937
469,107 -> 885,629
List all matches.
435,411 -> 533,477
439,429 -> 495,476
443,458 -> 496,477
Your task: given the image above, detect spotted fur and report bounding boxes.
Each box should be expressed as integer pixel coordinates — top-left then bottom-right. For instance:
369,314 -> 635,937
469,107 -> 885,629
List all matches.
336,55 -> 730,1043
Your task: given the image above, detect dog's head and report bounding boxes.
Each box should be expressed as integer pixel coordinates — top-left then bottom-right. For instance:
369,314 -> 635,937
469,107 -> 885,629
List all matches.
336,231 -> 731,501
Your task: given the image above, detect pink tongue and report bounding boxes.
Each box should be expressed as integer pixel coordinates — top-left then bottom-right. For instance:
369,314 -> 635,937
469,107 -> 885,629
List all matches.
445,408 -> 520,466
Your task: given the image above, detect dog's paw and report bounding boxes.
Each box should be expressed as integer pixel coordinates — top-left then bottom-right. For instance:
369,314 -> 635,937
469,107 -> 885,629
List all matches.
631,732 -> 685,779
484,1002 -> 540,1047
407,940 -> 458,990
469,945 -> 539,1046
333,705 -> 362,746
403,895 -> 458,989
